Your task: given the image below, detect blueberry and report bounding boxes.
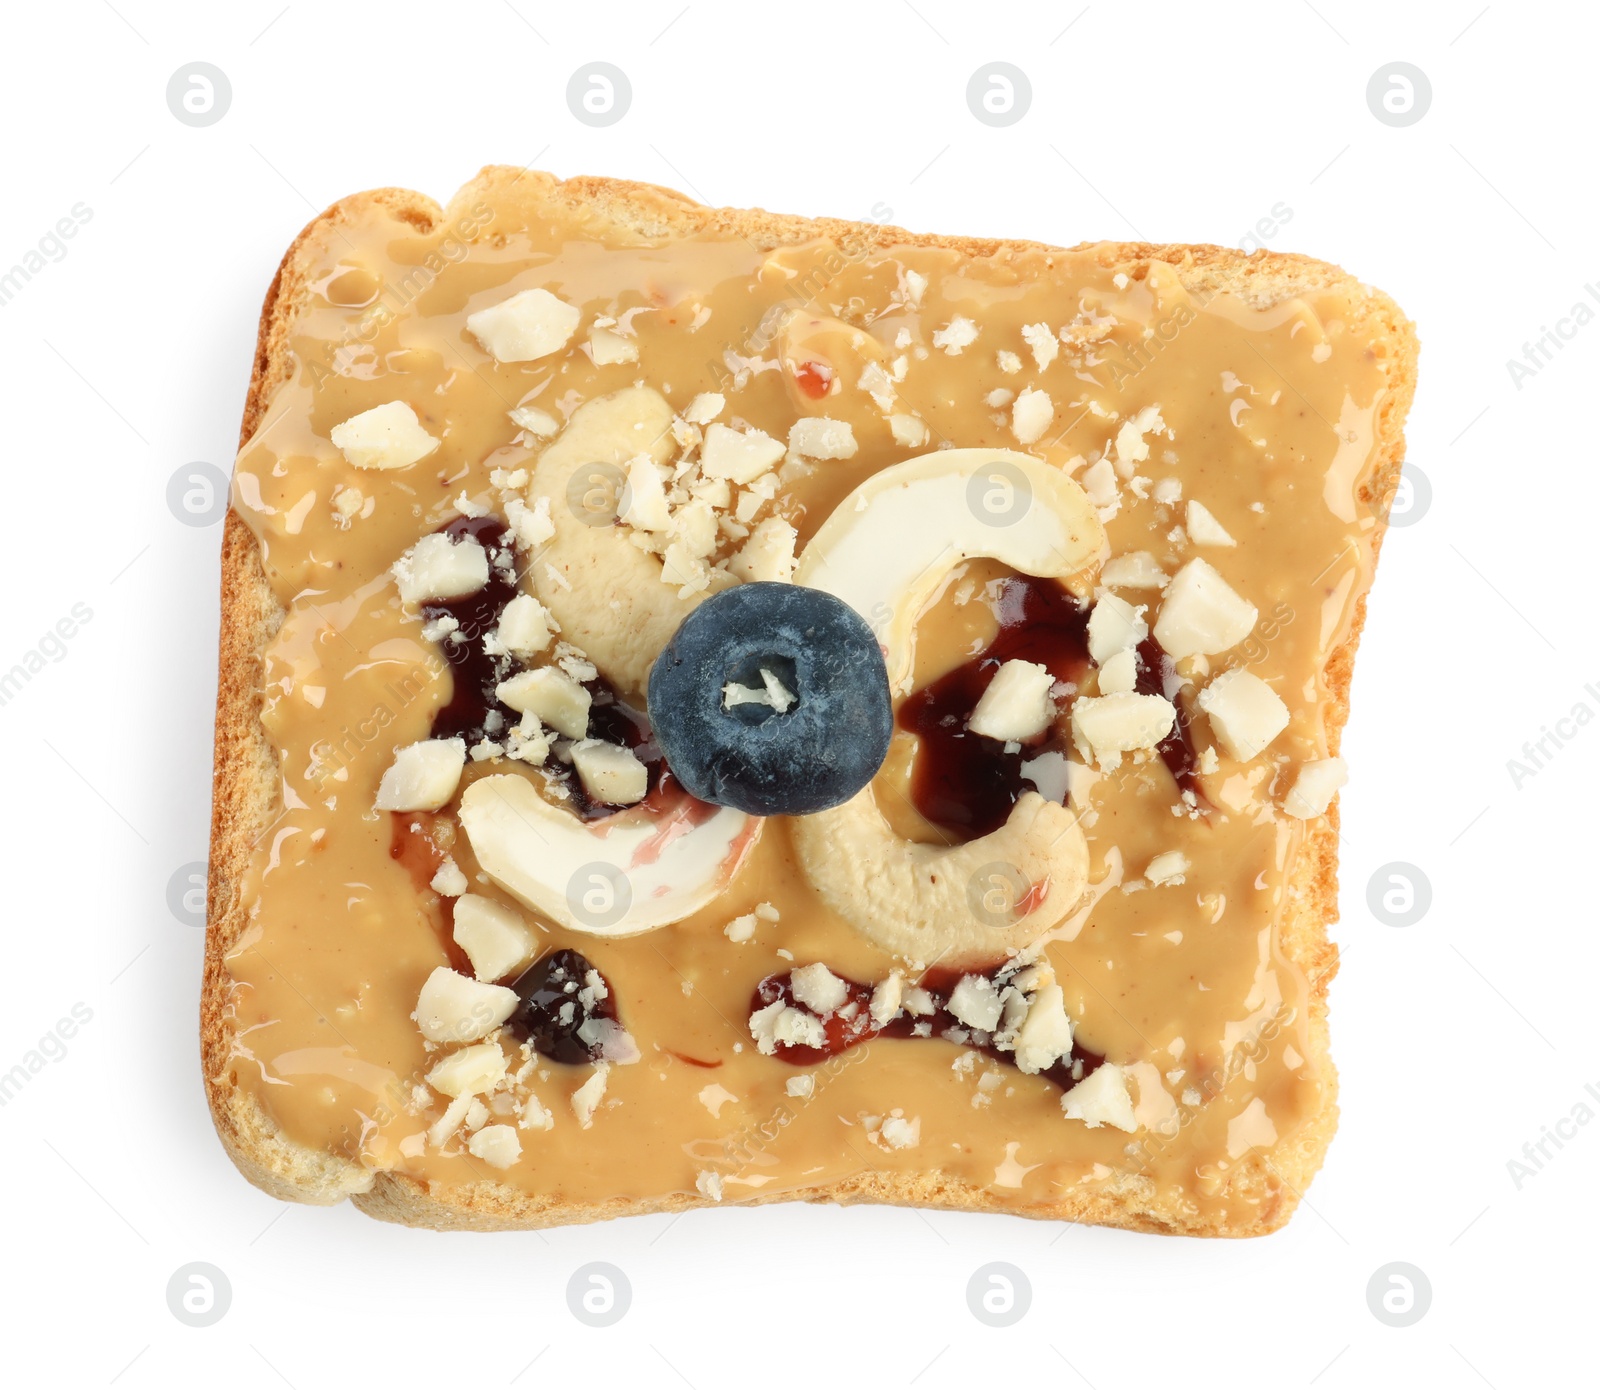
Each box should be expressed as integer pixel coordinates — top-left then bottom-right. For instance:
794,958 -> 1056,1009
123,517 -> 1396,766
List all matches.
647,583 -> 892,816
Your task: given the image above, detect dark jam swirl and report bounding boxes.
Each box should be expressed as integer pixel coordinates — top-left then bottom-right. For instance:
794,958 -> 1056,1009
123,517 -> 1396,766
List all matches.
899,575 -> 1200,837
420,517 -> 668,819
898,576 -> 1091,839
751,965 -> 1103,1094
1135,635 -> 1201,797
507,949 -> 620,1065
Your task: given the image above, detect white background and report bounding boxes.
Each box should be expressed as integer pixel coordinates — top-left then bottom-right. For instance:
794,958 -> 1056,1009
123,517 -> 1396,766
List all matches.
0,1 -> 1592,1386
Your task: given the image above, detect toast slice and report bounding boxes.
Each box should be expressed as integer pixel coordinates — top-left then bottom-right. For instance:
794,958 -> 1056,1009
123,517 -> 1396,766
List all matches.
205,168 -> 1417,1234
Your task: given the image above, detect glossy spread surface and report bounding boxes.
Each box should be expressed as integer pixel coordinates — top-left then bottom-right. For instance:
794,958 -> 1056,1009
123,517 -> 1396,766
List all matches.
223,180 -> 1392,1224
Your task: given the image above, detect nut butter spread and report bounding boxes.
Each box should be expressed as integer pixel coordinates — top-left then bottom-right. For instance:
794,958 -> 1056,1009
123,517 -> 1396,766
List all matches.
223,175 -> 1394,1226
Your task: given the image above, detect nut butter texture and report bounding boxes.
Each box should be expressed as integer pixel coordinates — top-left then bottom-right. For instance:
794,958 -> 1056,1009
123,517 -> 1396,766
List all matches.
222,177 -> 1391,1226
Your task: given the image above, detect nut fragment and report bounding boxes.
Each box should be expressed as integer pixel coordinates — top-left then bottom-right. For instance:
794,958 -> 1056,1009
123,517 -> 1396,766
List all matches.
496,667 -> 591,739
968,660 -> 1056,742
392,533 -> 489,603
414,967 -> 518,1044
569,739 -> 649,806
426,1043 -> 508,1098
1152,558 -> 1258,659
330,401 -> 439,471
701,423 -> 785,483
375,738 -> 466,812
1069,693 -> 1176,769
1283,756 -> 1348,818
1196,668 -> 1289,761
1061,1062 -> 1137,1131
452,895 -> 537,982
467,288 -> 580,363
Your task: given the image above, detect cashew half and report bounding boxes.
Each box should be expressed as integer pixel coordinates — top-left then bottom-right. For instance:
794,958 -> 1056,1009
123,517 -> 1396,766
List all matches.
788,448 -> 1103,960
790,790 -> 1088,965
460,773 -> 758,937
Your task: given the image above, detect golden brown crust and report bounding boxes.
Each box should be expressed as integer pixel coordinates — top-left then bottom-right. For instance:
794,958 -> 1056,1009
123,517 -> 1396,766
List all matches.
203,167 -> 1418,1234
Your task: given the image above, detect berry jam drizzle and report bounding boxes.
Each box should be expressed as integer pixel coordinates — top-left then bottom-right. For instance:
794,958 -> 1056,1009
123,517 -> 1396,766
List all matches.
1135,635 -> 1201,799
507,949 -> 620,1064
421,517 -> 667,819
898,576 -> 1203,836
898,576 -> 1091,839
751,965 -> 1103,1093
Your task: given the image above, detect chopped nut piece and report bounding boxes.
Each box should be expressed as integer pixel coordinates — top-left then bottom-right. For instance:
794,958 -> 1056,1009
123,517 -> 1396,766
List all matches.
496,593 -> 557,658
619,456 -> 672,531
1100,551 -> 1169,589
1061,1063 -> 1138,1131
701,422 -> 786,483
375,738 -> 466,812
1021,322 -> 1059,370
1196,668 -> 1290,760
790,963 -> 848,1015
330,401 -> 439,471
414,967 -> 518,1044
467,1124 -> 522,1169
430,858 -> 469,897
729,516 -> 797,583
748,999 -> 825,1054
889,413 -> 928,448
683,392 -> 725,424
1011,387 -> 1053,445
495,667 -> 591,739
1283,757 -> 1349,818
1087,594 -> 1148,664
1145,850 -> 1189,886
878,1114 -> 921,1149
1113,405 -> 1166,476
1098,647 -> 1138,694
668,496 -> 718,559
588,326 -> 638,365
1070,693 -> 1177,768
571,1064 -> 609,1128
789,416 -> 858,460
426,1043 -> 508,1098
968,659 -> 1056,742
948,975 -> 1003,1032
1186,499 -> 1237,547
1152,558 -> 1258,659
392,532 -> 490,603
569,739 -> 649,806
1012,984 -> 1074,1074
508,404 -> 560,437
467,287 -> 580,363
869,974 -> 904,1026
1081,457 -> 1119,509
452,895 -> 536,981
932,315 -> 978,354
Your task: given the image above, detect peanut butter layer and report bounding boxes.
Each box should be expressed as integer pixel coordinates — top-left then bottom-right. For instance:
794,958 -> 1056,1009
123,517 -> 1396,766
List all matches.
221,176 -> 1396,1228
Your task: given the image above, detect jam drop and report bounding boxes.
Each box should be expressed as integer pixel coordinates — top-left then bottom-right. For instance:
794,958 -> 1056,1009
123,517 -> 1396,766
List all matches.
792,360 -> 833,399
898,576 -> 1091,839
750,963 -> 1103,1094
507,950 -> 620,1065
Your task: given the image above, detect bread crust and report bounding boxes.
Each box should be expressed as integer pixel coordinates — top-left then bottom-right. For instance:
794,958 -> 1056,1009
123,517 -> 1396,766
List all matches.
204,168 -> 1418,1233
